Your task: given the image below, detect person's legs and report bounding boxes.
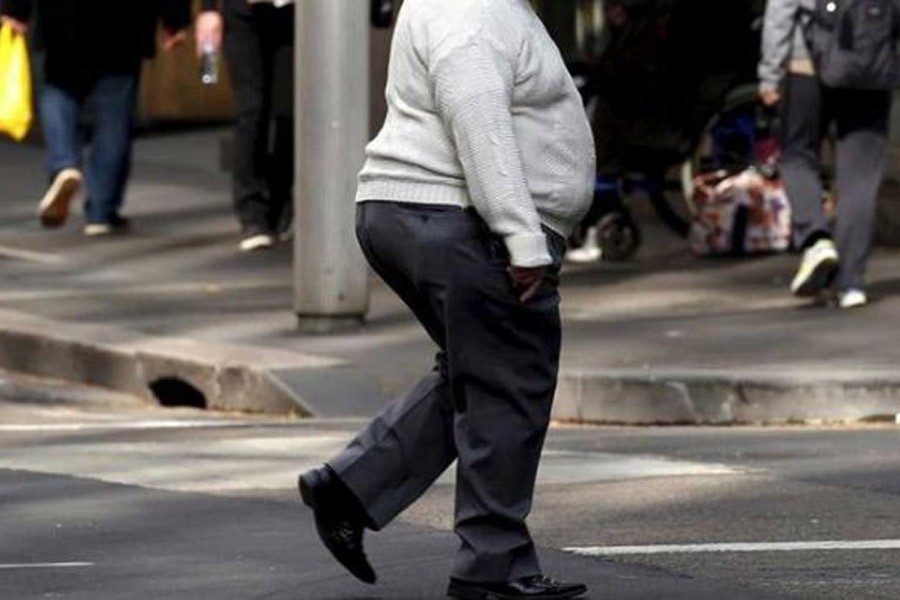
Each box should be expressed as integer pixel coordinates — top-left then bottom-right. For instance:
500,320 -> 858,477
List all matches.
328,203 -> 458,528
39,83 -> 82,177
779,75 -> 840,296
37,77 -> 85,227
832,89 -> 891,296
83,70 -> 138,226
447,228 -> 564,583
266,5 -> 295,235
780,74 -> 829,248
224,1 -> 272,237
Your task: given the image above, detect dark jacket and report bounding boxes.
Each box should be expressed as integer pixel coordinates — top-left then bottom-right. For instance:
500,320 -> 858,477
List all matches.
1,0 -> 191,68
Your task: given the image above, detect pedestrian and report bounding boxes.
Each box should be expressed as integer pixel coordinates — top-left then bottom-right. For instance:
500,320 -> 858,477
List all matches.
298,1 -> 595,598
759,0 -> 894,308
0,0 -> 191,235
195,0 -> 294,252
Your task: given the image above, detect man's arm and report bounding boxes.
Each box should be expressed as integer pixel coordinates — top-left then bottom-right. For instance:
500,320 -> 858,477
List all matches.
758,0 -> 802,102
1,0 -> 32,33
429,28 -> 551,272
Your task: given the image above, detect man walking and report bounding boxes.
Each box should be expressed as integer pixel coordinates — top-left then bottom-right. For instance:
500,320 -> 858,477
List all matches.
195,0 -> 294,252
298,1 -> 595,598
0,0 -> 190,235
759,0 -> 893,308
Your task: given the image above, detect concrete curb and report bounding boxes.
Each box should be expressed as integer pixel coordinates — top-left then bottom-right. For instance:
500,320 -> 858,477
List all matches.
0,308 -> 331,416
554,368 -> 900,424
4,307 -> 900,425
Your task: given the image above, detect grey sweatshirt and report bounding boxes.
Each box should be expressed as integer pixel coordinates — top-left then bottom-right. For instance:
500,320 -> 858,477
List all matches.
356,0 -> 596,268
758,0 -> 814,92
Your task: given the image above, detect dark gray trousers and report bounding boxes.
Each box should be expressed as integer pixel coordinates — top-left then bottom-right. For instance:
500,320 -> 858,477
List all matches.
779,74 -> 891,291
329,201 -> 565,583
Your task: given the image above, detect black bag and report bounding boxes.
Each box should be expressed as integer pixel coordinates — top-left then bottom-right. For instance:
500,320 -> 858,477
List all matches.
804,0 -> 900,89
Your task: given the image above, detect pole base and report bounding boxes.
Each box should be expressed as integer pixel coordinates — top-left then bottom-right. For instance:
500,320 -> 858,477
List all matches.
296,314 -> 365,334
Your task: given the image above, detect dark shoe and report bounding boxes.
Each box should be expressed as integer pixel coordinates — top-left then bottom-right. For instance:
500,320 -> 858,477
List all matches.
447,575 -> 587,600
298,466 -> 377,584
84,215 -> 131,237
39,168 -> 82,228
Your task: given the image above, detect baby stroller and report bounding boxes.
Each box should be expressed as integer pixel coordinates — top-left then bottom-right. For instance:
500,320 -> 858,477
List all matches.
533,0 -> 768,261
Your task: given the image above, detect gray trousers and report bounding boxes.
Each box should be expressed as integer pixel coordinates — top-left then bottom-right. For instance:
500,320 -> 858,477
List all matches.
329,201 -> 565,583
779,74 -> 891,291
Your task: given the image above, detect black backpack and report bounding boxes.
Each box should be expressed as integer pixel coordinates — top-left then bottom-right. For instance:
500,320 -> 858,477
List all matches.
804,0 -> 900,89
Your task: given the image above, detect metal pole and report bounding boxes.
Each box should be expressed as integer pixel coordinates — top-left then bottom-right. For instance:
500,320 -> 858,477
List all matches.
294,0 -> 371,333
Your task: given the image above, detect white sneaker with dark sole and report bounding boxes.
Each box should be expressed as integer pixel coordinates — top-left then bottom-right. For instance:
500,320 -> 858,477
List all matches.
838,289 -> 868,309
38,168 -> 82,228
239,232 -> 276,252
790,238 -> 839,297
565,226 -> 602,263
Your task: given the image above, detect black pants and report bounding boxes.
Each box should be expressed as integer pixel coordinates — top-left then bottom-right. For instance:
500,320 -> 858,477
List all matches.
329,201 -> 565,583
779,74 -> 891,291
224,1 -> 294,232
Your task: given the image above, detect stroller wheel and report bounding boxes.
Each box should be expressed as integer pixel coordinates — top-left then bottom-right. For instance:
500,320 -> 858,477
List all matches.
597,211 -> 641,261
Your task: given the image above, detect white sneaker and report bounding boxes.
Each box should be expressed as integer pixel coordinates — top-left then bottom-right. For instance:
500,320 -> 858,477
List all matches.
565,226 -> 602,263
239,232 -> 276,252
38,168 -> 82,228
838,289 -> 868,309
790,238 -> 839,297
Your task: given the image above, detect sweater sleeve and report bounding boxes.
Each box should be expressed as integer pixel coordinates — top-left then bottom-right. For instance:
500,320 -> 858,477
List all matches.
429,28 -> 551,268
758,0 -> 802,92
1,0 -> 33,22
199,0 -> 220,11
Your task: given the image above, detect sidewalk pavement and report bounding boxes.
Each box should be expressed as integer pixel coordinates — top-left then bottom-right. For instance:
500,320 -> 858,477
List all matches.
1,129 -> 900,424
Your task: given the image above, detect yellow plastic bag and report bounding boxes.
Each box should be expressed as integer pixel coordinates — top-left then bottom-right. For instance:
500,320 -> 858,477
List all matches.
0,24 -> 33,142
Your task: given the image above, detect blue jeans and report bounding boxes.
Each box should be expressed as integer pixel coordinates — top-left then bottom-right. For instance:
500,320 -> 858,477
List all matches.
40,73 -> 138,224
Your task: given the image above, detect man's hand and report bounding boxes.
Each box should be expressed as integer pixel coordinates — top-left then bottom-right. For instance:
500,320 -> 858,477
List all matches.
507,265 -> 546,303
162,28 -> 188,53
1,15 -> 28,35
195,11 -> 224,57
759,88 -> 781,107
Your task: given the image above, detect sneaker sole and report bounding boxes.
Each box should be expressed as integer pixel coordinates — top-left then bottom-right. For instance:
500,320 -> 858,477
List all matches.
791,255 -> 838,297
447,581 -> 588,600
239,235 -> 276,252
38,171 -> 82,228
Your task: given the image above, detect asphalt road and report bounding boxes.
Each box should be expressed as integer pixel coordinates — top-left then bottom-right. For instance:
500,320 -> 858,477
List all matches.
1,372 -> 899,599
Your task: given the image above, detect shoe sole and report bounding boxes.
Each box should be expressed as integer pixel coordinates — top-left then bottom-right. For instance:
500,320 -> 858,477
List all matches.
447,581 -> 588,600
239,235 -> 276,252
791,255 -> 838,297
38,171 -> 82,228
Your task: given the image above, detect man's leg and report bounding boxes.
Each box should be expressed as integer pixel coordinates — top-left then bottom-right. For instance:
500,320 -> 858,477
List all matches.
39,83 -> 82,178
327,202 -> 459,528
37,78 -> 84,227
261,4 -> 294,235
224,1 -> 272,237
832,89 -> 891,294
447,228 -> 564,583
780,74 -> 828,249
84,71 -> 138,226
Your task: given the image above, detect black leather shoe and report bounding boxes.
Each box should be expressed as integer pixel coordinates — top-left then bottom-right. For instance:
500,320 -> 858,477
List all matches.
447,575 -> 587,599
298,466 -> 377,584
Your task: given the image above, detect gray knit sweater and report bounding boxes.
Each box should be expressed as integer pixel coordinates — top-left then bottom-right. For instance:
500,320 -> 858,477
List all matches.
356,0 -> 596,268
759,0 -> 815,92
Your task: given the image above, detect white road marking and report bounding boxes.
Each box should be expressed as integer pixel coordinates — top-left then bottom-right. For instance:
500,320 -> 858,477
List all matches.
565,540 -> 900,556
0,245 -> 66,265
0,420 -> 267,432
0,562 -> 94,570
